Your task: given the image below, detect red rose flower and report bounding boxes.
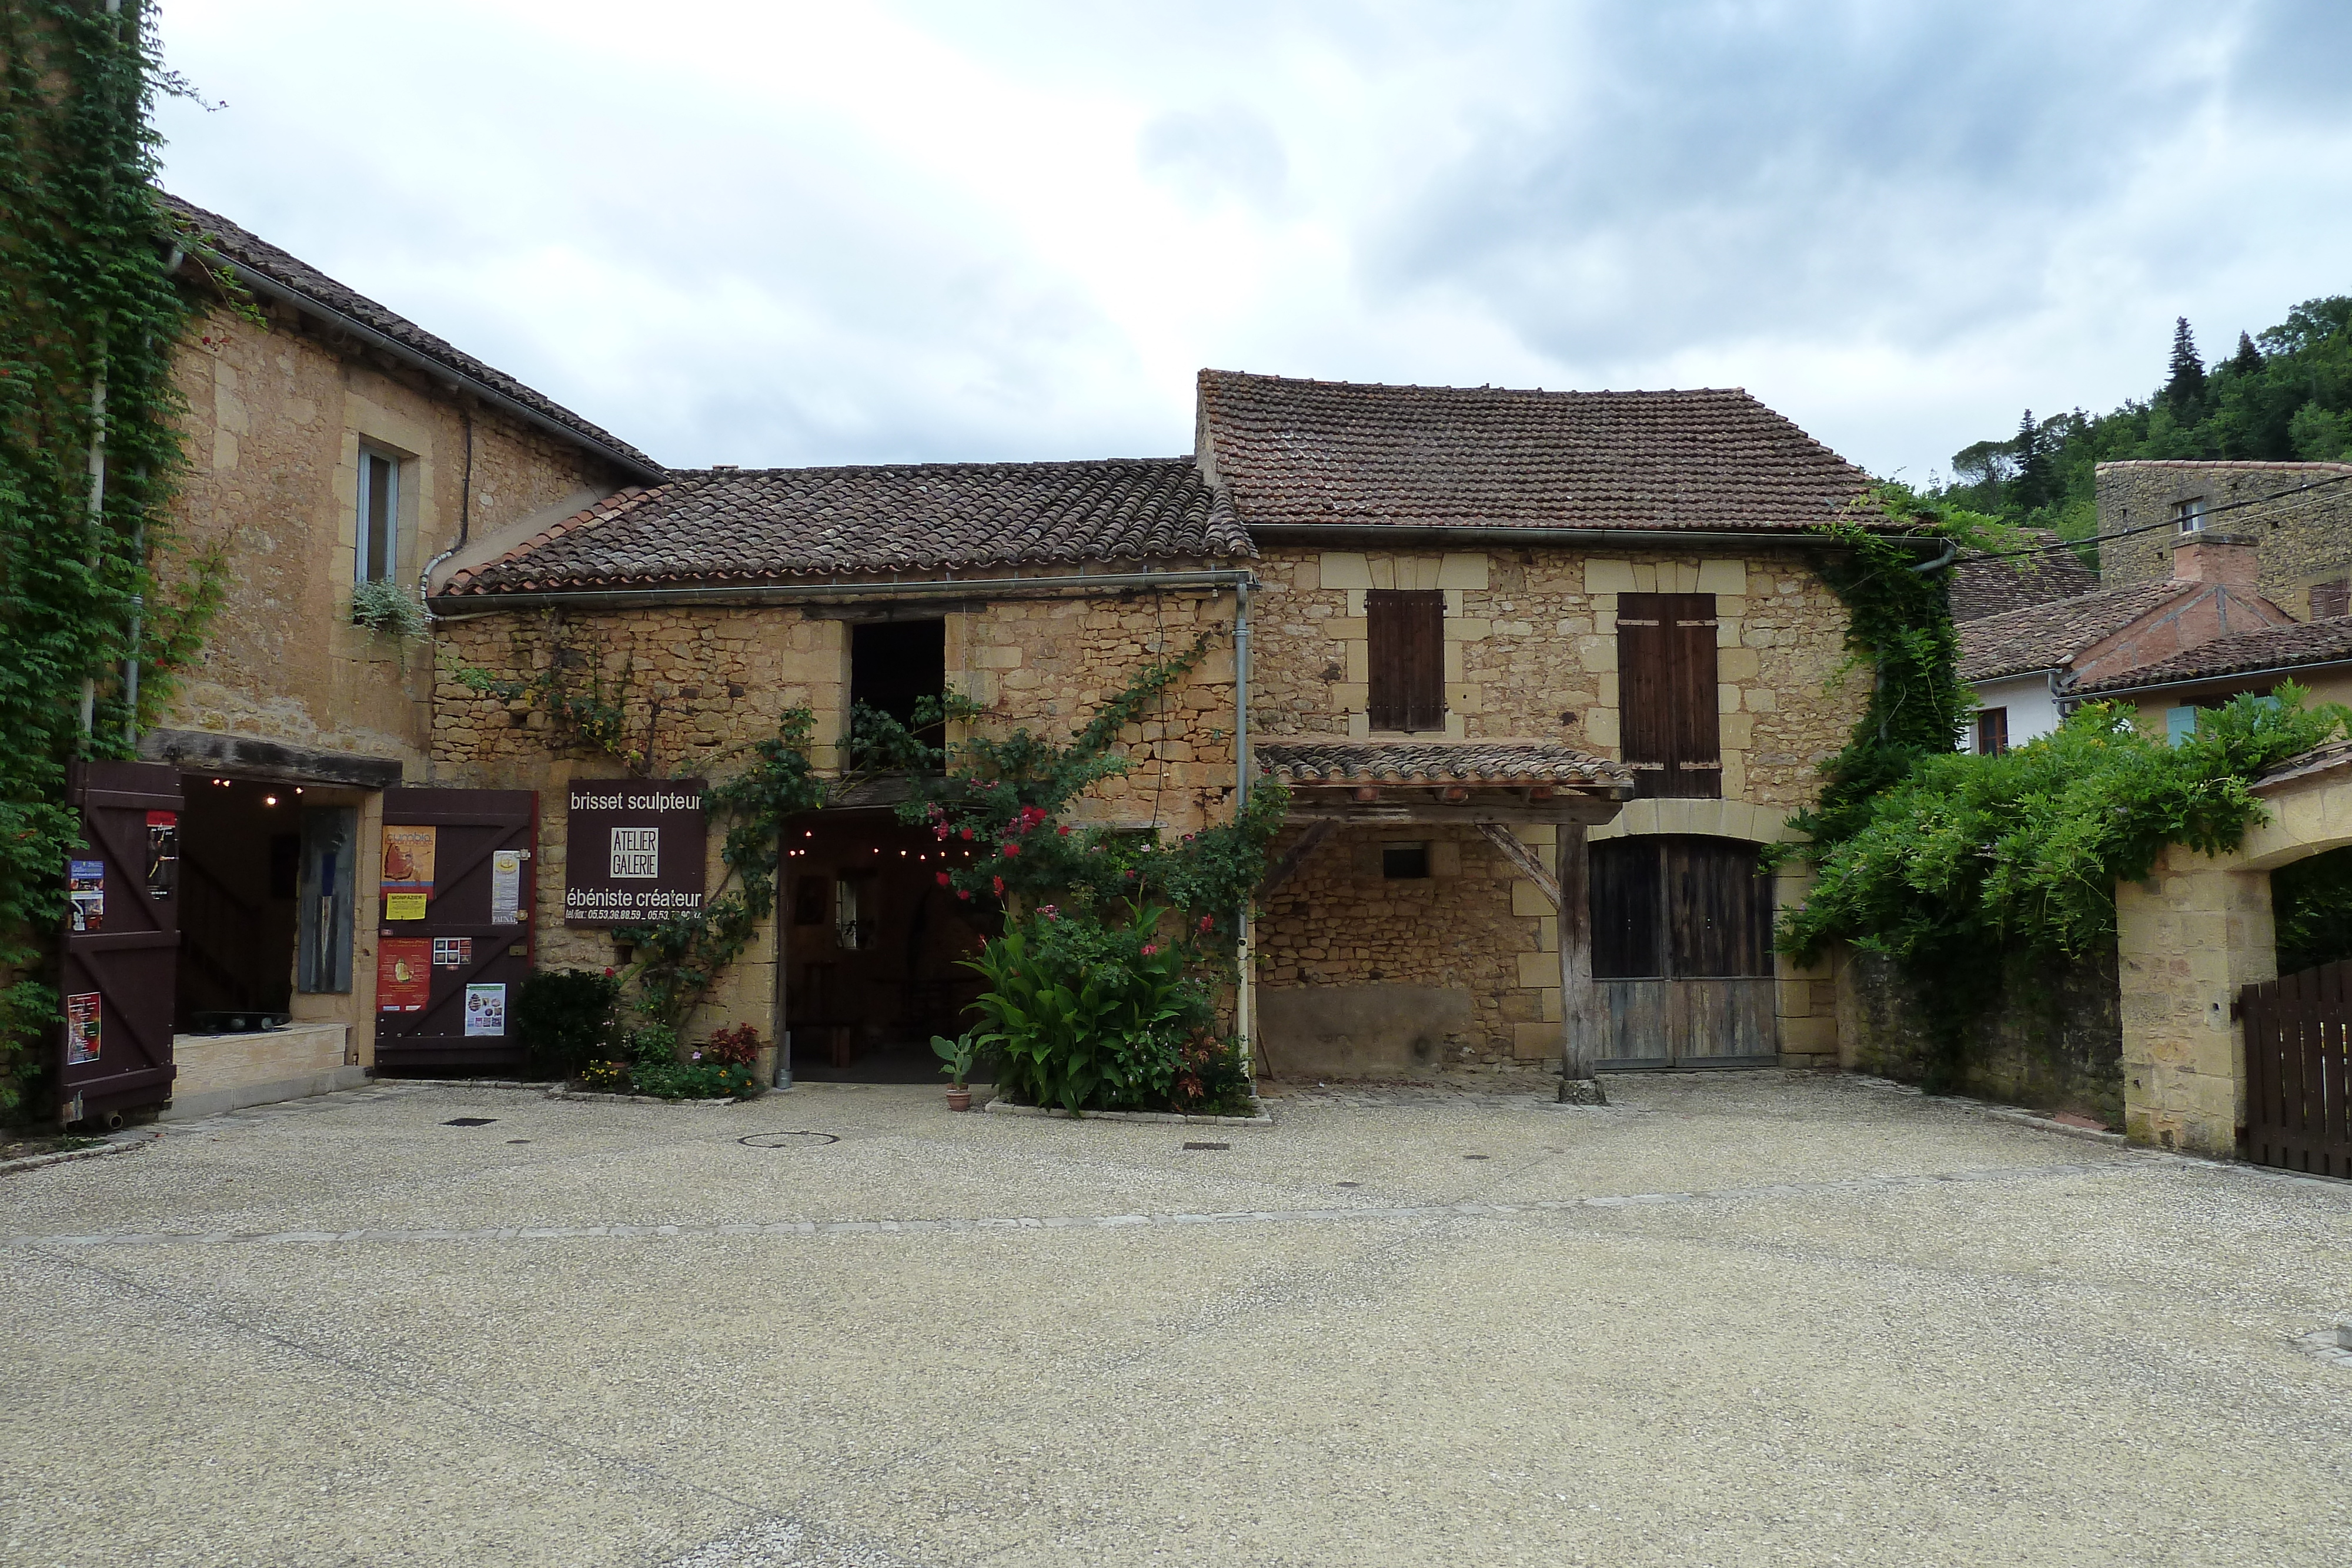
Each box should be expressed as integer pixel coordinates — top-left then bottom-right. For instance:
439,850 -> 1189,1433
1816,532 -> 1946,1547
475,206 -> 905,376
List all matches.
957,889 -> 971,901
992,876 -> 1005,895
936,872 -> 951,887
1003,841 -> 1020,857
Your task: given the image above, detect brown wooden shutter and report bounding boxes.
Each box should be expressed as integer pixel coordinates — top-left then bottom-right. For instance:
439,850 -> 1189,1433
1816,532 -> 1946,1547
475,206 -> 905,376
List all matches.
1367,590 -> 1445,732
1617,591 -> 1720,799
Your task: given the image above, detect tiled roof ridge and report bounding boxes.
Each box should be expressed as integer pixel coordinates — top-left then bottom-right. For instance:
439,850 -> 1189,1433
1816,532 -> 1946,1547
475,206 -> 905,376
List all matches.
680,455 -> 1197,479
2094,459 -> 2352,475
1956,579 -> 2200,683
2072,614 -> 2352,695
1202,367 -> 1759,402
160,191 -> 662,476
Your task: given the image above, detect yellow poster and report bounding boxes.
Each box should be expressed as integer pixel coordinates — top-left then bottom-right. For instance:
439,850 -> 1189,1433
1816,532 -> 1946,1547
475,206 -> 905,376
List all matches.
384,892 -> 428,921
380,824 -> 436,894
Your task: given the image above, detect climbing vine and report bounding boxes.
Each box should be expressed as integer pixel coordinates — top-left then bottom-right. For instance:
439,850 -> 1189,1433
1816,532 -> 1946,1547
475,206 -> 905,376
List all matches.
0,1 -> 212,1115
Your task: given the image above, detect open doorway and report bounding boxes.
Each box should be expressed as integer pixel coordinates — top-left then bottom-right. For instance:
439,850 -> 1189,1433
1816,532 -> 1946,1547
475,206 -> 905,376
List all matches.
850,618 -> 946,756
783,810 -> 994,1082
173,775 -> 302,1031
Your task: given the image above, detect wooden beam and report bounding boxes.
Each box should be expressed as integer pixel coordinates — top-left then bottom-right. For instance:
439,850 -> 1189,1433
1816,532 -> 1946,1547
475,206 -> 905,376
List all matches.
1257,819 -> 1338,899
1556,822 -> 1605,1102
1473,822 -> 1561,908
1286,798 -> 1625,827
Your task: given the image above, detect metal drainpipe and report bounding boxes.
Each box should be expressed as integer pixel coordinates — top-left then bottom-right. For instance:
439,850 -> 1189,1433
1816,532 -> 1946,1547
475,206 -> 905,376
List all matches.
1232,579 -> 1254,1079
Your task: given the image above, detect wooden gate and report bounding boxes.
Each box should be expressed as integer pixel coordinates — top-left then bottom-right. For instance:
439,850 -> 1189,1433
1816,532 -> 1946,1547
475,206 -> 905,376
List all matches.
1591,834 -> 1777,1068
58,760 -> 183,1118
2240,961 -> 2352,1178
373,789 -> 536,1072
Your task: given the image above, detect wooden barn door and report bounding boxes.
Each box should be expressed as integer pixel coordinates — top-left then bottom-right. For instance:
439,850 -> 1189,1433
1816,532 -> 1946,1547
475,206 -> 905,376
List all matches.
373,789 -> 536,1072
1591,835 -> 1776,1068
2240,961 -> 2352,1178
58,760 -> 183,1118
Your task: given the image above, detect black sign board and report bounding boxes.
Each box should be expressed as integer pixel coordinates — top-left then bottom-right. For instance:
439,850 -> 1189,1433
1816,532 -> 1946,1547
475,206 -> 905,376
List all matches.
564,778 -> 707,926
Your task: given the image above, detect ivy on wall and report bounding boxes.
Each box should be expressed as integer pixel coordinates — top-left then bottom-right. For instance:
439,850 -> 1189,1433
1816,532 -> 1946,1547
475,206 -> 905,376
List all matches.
0,1 -> 216,1116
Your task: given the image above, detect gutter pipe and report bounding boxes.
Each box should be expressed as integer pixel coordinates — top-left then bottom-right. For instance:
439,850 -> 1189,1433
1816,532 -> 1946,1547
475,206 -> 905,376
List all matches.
2063,655 -> 2352,708
428,567 -> 1258,617
1232,576 -> 1254,1079
193,253 -> 667,487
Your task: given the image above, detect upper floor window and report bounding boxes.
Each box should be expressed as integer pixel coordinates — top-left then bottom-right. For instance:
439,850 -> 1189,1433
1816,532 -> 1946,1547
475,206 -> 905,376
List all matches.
1367,589 -> 1444,732
2174,496 -> 2209,534
1975,707 -> 2009,756
1616,592 -> 1720,798
357,447 -> 401,583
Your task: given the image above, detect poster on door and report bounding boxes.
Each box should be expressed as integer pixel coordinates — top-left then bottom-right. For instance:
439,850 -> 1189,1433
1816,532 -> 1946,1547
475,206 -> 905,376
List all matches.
67,860 -> 103,932
563,778 -> 706,925
377,938 -> 431,1012
463,982 -> 507,1037
64,991 -> 100,1065
380,824 -> 436,894
490,848 -> 524,925
146,810 -> 178,900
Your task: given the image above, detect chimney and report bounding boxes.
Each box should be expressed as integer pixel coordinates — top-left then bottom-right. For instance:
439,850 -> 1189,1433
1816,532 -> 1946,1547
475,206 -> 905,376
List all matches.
2171,531 -> 2259,589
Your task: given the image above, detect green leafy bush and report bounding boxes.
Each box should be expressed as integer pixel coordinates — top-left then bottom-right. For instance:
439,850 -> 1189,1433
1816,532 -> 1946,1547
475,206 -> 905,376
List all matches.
629,1059 -> 759,1100
513,968 -> 620,1081
965,901 -> 1214,1113
349,578 -> 425,638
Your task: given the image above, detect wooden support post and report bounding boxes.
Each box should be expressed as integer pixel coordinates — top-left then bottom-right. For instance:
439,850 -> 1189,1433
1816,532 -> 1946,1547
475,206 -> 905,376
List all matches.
1555,822 -> 1605,1104
1258,818 -> 1338,900
1473,821 -> 1561,908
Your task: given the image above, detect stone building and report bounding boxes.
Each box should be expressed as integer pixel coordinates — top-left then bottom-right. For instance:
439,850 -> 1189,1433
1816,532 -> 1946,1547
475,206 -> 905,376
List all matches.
2096,459 -> 2352,617
88,198 -> 660,1119
430,370 -> 1887,1081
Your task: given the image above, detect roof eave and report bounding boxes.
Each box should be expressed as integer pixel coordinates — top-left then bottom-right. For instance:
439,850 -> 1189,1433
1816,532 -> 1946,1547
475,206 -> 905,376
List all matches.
2073,654 -> 2352,704
1243,521 -> 1930,550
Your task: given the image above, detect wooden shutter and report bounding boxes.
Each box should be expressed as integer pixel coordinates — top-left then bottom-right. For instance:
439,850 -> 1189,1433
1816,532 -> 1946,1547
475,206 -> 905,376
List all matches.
1618,591 -> 1720,800
1588,838 -> 1663,979
1367,590 -> 1445,732
57,760 -> 184,1118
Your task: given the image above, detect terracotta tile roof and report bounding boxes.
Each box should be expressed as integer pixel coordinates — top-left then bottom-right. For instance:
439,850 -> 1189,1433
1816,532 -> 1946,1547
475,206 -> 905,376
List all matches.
1257,740 -> 1632,792
162,193 -> 662,477
1949,532 -> 2102,621
2254,737 -> 2352,791
1198,370 -> 1877,534
2072,616 -> 2352,696
1956,581 -> 2196,683
443,459 -> 1249,593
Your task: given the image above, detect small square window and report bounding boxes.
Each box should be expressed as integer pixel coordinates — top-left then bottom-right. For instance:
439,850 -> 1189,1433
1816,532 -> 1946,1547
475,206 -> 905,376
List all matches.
1381,842 -> 1429,880
2174,497 -> 2208,534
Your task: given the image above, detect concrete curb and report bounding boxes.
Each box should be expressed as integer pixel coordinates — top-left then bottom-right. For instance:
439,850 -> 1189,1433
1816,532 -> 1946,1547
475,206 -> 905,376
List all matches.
0,1128 -> 158,1178
981,1097 -> 1272,1127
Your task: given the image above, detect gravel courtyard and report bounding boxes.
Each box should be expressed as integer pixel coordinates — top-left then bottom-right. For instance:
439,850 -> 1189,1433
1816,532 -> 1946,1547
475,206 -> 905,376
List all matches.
4,1071 -> 2348,1567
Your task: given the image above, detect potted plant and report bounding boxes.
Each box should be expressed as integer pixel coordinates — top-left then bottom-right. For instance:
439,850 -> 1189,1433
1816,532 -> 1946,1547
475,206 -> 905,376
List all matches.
931,1031 -> 982,1111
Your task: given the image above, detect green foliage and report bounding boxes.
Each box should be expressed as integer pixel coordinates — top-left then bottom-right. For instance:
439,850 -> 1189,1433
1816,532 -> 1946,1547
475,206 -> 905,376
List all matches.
695,1022 -> 762,1066
2270,845 -> 2352,977
931,1030 -> 981,1087
453,652 -> 640,770
1935,295 -> 2352,536
964,901 -> 1215,1114
628,1058 -> 760,1100
349,577 -> 425,640
0,2 -> 208,1118
512,967 -> 620,1080
1783,688 -> 2351,1086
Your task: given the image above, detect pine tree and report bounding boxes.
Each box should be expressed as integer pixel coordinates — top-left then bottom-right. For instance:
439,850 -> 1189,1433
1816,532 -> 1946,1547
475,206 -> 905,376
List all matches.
2165,316 -> 2207,410
2229,330 -> 2263,377
2012,409 -> 2052,513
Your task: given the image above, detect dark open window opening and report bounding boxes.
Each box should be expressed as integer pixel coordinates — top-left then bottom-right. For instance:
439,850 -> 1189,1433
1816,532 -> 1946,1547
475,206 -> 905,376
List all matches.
1617,591 -> 1721,799
1381,841 -> 1430,880
850,618 -> 947,763
1591,835 -> 1775,980
1367,589 -> 1445,731
174,776 -> 302,1029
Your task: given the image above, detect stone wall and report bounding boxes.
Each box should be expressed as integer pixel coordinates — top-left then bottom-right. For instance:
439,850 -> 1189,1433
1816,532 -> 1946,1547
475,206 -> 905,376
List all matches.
1836,945 -> 2123,1122
2096,460 -> 2352,614
430,581 -> 1244,1041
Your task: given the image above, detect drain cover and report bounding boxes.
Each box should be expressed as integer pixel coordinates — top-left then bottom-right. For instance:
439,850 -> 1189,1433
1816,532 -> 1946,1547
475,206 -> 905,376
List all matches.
1464,1154 -> 1490,1161
738,1131 -> 838,1148
443,1117 -> 497,1127
1183,1141 -> 1230,1151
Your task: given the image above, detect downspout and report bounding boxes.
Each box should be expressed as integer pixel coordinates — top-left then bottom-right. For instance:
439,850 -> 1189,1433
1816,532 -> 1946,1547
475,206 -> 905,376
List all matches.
417,410 -> 475,781
1232,578 -> 1254,1079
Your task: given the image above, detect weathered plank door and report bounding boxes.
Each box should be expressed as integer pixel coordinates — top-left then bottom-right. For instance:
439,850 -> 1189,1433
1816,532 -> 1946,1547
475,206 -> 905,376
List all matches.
373,789 -> 536,1072
2240,961 -> 2352,1178
57,760 -> 183,1118
1591,834 -> 1776,1067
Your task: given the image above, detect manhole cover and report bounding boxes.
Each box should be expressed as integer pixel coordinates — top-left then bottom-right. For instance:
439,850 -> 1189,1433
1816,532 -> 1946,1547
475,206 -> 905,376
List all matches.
443,1117 -> 497,1127
1183,1141 -> 1230,1151
738,1131 -> 839,1148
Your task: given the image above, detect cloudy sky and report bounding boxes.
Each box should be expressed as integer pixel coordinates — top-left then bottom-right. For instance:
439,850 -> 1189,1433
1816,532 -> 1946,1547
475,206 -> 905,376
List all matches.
153,0 -> 2352,480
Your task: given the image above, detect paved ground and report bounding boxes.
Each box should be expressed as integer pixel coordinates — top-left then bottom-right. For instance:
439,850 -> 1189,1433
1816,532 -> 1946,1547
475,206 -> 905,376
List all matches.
4,1071 -> 2349,1567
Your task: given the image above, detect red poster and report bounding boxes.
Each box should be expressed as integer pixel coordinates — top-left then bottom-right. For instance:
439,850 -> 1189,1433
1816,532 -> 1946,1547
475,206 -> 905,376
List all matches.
377,938 -> 432,1013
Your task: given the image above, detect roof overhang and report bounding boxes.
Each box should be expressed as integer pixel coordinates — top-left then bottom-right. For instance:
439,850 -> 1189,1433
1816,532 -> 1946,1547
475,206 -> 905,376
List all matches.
1258,741 -> 1633,827
2074,656 -> 2352,706
1244,523 -> 1932,552
431,567 -> 1258,616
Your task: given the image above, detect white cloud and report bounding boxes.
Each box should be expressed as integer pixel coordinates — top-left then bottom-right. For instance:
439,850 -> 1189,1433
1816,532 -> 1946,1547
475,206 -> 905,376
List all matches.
152,0 -> 2352,478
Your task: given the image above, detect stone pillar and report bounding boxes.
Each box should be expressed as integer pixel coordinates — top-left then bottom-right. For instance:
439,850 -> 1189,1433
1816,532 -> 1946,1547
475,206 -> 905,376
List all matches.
2114,842 -> 2274,1155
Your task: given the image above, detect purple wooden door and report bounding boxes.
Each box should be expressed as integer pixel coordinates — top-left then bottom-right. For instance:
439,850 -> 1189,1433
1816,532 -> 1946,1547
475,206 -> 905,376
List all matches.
373,788 -> 537,1072
58,760 -> 183,1118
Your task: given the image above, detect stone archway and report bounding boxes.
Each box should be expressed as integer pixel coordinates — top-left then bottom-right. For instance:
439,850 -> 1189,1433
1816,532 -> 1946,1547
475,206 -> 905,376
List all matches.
2114,744 -> 2352,1154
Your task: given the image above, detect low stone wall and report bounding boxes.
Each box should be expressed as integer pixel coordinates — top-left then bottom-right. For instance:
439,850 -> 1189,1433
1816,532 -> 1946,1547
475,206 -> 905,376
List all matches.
1836,946 -> 2123,1123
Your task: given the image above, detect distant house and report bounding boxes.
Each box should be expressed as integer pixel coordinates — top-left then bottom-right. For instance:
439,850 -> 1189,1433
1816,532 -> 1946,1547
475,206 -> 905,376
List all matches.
2096,459 -> 2352,619
1957,533 -> 2293,752
1948,529 -> 2099,624
2070,614 -> 2352,736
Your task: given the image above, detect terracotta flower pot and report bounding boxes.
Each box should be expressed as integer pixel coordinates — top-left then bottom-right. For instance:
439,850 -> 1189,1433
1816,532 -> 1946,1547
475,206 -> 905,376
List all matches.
946,1088 -> 973,1112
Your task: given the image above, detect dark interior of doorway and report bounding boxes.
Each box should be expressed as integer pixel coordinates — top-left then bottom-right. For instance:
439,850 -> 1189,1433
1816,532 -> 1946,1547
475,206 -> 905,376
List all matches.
174,775 -> 300,1029
784,810 -> 994,1083
849,618 -> 946,755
